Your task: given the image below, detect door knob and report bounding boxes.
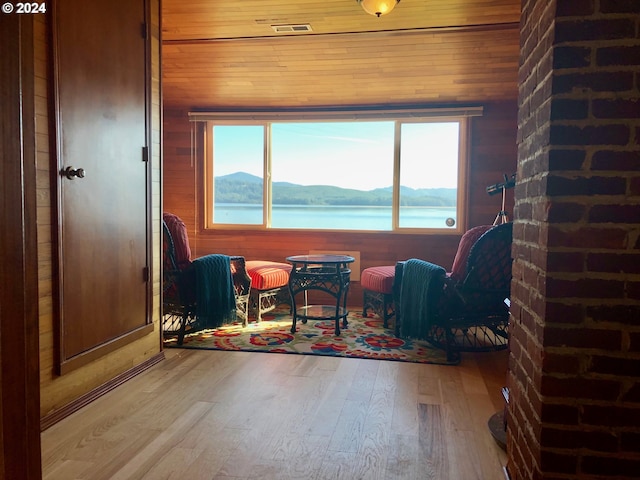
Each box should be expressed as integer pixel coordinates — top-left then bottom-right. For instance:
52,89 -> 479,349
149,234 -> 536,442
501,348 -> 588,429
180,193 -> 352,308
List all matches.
61,166 -> 86,179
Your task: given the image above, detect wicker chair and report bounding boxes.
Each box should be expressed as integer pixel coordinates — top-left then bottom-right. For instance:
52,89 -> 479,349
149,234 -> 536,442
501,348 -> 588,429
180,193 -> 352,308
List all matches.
162,213 -> 251,344
394,222 -> 513,362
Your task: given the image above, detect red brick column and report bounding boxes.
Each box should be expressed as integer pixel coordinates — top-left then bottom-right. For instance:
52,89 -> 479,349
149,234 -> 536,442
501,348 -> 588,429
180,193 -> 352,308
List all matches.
507,0 -> 640,478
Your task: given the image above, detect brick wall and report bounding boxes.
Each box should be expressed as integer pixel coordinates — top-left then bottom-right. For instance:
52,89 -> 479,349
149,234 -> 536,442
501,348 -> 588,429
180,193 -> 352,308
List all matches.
508,0 -> 640,478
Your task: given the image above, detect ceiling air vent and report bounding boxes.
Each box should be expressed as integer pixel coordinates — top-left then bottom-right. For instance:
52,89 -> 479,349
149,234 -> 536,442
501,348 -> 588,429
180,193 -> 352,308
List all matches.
271,24 -> 312,33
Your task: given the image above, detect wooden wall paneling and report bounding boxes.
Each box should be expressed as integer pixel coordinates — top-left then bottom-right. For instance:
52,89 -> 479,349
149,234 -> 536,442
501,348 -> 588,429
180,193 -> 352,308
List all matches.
162,26 -> 520,109
468,101 -> 517,226
160,0 -> 520,109
34,12 -> 56,422
151,0 -> 162,328
162,108 -> 198,232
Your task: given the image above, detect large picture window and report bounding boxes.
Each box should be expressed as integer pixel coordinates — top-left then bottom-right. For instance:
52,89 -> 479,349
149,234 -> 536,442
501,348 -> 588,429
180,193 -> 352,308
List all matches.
198,108 -> 479,232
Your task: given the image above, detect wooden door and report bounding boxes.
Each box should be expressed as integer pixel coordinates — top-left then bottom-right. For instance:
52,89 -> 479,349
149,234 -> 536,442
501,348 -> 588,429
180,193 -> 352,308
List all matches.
53,0 -> 151,371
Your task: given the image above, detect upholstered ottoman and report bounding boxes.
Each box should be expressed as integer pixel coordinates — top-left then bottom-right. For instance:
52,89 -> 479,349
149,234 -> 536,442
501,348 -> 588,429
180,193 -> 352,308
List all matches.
245,260 -> 292,322
361,265 -> 396,328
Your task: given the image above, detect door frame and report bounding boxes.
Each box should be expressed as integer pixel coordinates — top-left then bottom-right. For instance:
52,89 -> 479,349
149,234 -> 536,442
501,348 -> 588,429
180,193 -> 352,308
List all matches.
0,12 -> 43,480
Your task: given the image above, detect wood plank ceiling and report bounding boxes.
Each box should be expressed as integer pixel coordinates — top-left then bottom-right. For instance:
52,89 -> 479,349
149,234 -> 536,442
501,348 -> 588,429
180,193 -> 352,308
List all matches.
161,0 -> 521,109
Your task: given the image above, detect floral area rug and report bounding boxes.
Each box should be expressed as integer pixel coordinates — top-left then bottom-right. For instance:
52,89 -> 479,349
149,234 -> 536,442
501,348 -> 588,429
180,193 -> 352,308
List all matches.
163,308 -> 458,365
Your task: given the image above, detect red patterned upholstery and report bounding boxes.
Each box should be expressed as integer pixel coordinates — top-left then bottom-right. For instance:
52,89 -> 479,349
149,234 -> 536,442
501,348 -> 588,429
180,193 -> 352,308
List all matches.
245,260 -> 292,322
362,265 -> 396,328
449,224 -> 493,282
361,265 -> 396,294
246,261 -> 291,290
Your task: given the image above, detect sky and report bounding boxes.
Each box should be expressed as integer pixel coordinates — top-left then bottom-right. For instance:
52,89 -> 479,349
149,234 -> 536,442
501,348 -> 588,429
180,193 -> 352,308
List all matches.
213,120 -> 460,191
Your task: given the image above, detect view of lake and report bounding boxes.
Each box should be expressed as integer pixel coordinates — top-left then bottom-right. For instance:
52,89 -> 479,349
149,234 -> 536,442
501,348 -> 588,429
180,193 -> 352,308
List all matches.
213,204 -> 458,230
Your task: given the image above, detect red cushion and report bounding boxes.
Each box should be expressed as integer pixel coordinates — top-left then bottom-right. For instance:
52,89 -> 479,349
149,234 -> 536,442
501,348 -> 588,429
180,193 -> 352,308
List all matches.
450,224 -> 493,282
246,261 -> 292,290
361,265 -> 396,294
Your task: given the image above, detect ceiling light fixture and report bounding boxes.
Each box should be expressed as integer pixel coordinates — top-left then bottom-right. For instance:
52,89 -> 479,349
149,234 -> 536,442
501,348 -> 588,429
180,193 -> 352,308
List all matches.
357,0 -> 400,17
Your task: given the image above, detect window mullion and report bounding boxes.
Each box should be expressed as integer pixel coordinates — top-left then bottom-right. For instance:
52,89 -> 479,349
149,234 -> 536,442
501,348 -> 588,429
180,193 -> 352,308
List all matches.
204,121 -> 214,228
264,123 -> 271,227
457,117 -> 469,230
392,121 -> 401,230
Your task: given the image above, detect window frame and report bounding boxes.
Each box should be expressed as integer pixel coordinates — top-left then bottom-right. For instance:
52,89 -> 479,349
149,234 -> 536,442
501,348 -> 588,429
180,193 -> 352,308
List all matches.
196,107 -> 481,234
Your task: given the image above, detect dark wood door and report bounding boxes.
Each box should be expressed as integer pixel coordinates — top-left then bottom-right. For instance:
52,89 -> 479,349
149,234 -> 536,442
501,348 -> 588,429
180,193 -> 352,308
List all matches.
54,0 -> 150,367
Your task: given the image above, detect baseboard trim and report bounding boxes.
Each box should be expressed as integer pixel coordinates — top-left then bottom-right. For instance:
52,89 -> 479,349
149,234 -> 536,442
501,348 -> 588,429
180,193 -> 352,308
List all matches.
40,351 -> 165,431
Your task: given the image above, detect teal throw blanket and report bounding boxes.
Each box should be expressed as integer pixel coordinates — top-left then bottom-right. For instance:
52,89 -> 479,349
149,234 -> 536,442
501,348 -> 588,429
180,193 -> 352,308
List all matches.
193,254 -> 237,329
399,258 -> 446,340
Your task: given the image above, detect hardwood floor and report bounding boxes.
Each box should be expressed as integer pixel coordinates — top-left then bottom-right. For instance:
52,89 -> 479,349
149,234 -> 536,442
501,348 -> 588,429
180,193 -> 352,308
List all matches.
41,348 -> 508,479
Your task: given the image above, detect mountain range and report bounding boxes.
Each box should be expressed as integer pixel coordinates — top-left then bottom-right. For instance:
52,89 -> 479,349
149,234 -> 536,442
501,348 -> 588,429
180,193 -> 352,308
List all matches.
214,172 -> 456,206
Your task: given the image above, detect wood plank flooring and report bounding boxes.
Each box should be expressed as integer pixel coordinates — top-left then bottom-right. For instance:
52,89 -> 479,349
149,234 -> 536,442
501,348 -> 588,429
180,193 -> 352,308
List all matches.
41,348 -> 508,479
